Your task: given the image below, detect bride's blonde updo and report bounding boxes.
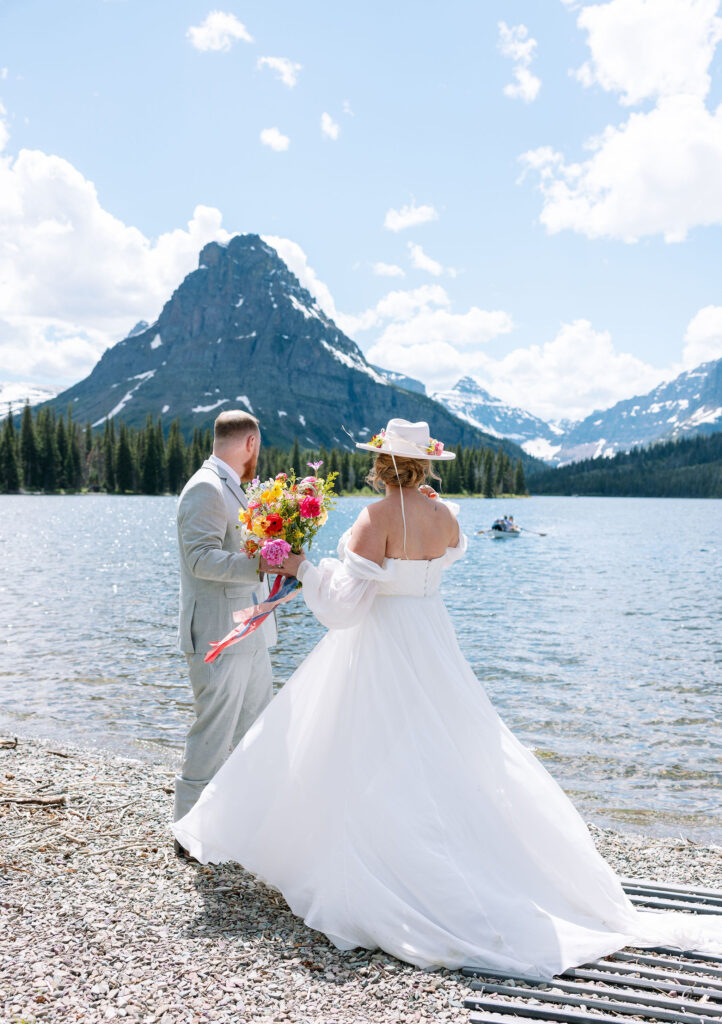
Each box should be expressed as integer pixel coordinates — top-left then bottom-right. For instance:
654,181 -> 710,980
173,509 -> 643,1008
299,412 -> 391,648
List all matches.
366,453 -> 436,491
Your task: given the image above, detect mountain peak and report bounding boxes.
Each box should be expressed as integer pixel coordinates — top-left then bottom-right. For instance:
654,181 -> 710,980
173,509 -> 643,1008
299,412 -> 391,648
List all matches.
39,234 -> 530,460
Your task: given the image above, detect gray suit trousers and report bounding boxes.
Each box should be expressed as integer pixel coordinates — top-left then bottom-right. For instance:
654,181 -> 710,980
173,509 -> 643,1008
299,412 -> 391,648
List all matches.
173,642 -> 273,821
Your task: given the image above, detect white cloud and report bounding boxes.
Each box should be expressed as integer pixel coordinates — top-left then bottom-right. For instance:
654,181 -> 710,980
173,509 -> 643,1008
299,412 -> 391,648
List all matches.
520,95 -> 722,242
260,126 -> 290,151
186,11 -> 253,52
683,305 -> 722,367
473,320 -> 666,422
343,100 -> 354,116
408,242 -> 443,276
372,262 -> 405,277
256,56 -> 302,88
0,110 -> 234,385
331,284 -> 449,337
498,22 -> 541,102
321,112 -> 340,140
574,0 -> 722,105
522,0 -> 722,242
0,69 -> 7,80
369,305 -> 513,355
368,318 -> 666,422
384,201 -> 438,232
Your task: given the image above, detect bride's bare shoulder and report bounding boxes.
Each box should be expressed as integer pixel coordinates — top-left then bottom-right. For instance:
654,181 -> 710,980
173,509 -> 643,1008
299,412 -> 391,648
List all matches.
346,501 -> 388,566
428,496 -> 460,544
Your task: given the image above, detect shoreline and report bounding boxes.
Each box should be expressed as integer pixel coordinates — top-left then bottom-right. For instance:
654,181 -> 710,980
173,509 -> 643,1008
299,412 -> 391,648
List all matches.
2,735 -> 721,1024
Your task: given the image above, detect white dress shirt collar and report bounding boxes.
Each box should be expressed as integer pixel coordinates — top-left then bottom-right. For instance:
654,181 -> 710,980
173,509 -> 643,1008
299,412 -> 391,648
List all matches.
208,453 -> 241,488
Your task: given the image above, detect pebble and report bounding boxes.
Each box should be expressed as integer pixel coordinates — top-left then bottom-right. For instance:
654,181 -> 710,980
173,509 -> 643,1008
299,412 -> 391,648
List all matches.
1,734 -> 720,1023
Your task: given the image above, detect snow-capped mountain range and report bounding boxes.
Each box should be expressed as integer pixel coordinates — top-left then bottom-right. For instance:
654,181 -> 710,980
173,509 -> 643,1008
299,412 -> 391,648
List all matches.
0,381 -> 57,415
432,377 -> 564,461
432,362 -> 722,464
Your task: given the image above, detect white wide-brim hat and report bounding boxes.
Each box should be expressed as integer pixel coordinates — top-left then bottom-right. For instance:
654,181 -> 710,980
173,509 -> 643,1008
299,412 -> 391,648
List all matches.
355,418 -> 455,460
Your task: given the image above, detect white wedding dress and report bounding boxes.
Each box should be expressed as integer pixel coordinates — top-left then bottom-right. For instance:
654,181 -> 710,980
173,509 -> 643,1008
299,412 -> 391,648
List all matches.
172,518 -> 722,980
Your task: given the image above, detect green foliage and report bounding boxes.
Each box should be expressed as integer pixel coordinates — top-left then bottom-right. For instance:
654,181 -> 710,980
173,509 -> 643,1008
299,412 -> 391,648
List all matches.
115,423 -> 134,493
20,401 -> 40,490
2,407 -> 535,497
0,409 -> 20,493
528,431 -> 722,498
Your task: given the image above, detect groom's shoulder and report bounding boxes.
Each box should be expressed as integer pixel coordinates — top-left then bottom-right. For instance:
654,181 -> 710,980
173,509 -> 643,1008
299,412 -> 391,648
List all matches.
179,463 -> 222,504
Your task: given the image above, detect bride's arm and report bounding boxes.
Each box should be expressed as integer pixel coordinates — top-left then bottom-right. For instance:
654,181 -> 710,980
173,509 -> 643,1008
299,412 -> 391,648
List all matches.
279,509 -> 387,630
294,556 -> 381,630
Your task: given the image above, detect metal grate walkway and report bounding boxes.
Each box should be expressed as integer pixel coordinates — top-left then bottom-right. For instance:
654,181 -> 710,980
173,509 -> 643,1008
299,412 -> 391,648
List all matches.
462,878 -> 722,1024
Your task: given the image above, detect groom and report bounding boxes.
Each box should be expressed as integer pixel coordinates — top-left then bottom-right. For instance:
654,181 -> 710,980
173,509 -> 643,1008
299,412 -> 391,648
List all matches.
173,409 -> 276,851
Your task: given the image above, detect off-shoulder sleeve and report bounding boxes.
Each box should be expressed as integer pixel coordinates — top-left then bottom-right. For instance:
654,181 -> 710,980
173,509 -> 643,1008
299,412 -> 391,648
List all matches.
296,549 -> 391,630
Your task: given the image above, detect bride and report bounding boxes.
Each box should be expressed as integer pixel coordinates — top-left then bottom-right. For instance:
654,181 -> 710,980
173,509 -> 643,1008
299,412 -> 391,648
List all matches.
172,418 -> 722,980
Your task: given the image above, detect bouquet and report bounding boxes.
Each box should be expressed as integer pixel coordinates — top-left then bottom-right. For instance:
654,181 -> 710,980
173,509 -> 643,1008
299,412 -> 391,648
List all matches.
239,461 -> 338,566
205,462 -> 338,662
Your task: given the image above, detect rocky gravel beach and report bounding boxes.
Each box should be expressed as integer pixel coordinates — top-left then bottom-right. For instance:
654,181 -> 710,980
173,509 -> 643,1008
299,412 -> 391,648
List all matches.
1,734 -> 720,1024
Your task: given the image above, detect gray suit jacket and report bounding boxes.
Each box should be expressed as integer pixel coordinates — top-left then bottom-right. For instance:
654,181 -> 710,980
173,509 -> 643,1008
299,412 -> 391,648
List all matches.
176,459 -> 277,655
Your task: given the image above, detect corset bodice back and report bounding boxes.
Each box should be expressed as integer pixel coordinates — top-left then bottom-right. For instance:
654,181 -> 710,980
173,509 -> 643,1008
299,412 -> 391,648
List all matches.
337,528 -> 460,598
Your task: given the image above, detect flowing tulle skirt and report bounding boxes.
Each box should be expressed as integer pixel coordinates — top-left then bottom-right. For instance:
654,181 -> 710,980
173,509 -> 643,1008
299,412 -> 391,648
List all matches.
173,592 -> 722,979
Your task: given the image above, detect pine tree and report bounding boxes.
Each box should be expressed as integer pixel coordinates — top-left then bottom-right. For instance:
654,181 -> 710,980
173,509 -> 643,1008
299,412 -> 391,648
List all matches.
155,417 -> 166,492
65,405 -> 82,491
141,413 -> 163,494
0,409 -> 20,493
115,423 -> 134,493
482,448 -> 494,497
514,458 -> 526,495
102,419 -> 115,492
290,438 -> 301,477
445,447 -> 462,494
166,420 -> 186,493
19,401 -> 40,490
463,446 -> 476,493
494,448 -> 506,494
55,415 -> 69,490
188,428 -> 204,476
37,408 -> 58,492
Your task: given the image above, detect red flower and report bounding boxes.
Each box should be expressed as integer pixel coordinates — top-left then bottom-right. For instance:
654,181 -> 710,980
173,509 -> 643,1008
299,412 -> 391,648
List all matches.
264,513 -> 285,535
299,496 -> 321,519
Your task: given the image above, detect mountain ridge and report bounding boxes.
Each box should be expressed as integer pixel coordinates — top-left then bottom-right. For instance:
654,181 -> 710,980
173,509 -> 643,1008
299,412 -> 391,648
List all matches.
433,361 -> 722,465
38,234 -> 536,464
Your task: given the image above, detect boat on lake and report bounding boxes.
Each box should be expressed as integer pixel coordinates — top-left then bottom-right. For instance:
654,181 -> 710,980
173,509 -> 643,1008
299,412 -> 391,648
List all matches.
490,518 -> 521,539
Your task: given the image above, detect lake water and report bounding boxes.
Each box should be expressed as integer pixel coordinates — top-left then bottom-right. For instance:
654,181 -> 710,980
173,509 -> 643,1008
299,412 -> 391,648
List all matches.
0,494 -> 720,843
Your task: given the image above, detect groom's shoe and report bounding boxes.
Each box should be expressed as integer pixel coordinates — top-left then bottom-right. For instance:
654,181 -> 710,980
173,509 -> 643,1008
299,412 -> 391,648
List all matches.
174,838 -> 199,864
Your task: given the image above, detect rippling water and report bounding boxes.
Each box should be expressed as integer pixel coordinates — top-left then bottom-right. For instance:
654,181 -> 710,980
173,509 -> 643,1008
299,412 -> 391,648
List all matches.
0,494 -> 720,842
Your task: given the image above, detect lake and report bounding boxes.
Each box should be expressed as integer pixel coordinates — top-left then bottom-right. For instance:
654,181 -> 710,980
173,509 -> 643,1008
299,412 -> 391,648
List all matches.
0,494 -> 720,843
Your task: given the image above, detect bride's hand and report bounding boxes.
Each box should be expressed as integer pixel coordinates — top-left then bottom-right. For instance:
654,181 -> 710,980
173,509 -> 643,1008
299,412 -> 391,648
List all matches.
419,484 -> 439,500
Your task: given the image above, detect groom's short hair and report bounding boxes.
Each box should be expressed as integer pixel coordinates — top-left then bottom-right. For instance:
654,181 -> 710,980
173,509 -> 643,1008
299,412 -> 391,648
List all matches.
214,410 -> 260,443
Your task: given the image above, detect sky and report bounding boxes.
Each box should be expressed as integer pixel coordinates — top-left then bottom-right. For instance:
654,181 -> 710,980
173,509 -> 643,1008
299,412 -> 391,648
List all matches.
1,0 -> 722,424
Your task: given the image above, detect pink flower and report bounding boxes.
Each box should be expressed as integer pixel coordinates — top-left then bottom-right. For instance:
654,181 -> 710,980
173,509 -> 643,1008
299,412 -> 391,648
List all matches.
299,495 -> 321,519
299,476 -> 320,496
261,538 -> 292,566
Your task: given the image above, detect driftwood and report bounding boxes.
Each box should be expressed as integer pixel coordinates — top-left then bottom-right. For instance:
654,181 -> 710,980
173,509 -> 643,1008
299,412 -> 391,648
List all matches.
0,794 -> 66,807
0,736 -> 18,750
